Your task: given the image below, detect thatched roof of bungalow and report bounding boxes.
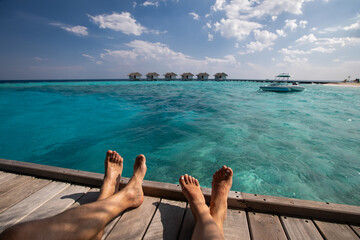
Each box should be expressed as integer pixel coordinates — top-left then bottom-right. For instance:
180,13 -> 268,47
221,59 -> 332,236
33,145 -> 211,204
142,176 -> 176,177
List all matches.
128,72 -> 142,76
196,72 -> 210,77
146,72 -> 160,77
181,72 -> 194,77
214,72 -> 228,77
164,72 -> 177,77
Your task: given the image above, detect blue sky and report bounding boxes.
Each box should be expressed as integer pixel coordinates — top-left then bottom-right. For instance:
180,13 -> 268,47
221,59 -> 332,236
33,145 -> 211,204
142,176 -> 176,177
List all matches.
0,0 -> 359,80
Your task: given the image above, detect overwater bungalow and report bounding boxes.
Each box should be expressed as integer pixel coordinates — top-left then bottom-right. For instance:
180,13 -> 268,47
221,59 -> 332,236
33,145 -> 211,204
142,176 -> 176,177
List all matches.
214,72 -> 228,81
164,72 -> 177,81
181,72 -> 194,81
146,72 -> 160,81
128,72 -> 142,80
196,72 -> 210,81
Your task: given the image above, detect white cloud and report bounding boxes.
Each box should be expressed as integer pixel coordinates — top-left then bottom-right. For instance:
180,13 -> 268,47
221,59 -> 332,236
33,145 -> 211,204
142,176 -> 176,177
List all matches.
310,46 -> 336,53
142,1 -> 159,7
206,22 -> 212,29
296,34 -> 360,48
241,30 -> 277,54
284,19 -> 298,31
99,40 -> 241,73
295,34 -> 317,44
318,20 -> 360,33
299,20 -> 308,28
276,29 -> 286,37
212,0 -> 226,12
88,12 -> 146,36
34,57 -> 48,61
208,33 -> 214,41
82,54 -> 96,60
214,18 -> 262,41
283,55 -> 308,64
50,23 -> 88,36
189,12 -> 200,21
279,46 -> 336,55
344,21 -> 360,31
272,16 -> 277,21
211,0 -> 313,19
133,1 -> 137,8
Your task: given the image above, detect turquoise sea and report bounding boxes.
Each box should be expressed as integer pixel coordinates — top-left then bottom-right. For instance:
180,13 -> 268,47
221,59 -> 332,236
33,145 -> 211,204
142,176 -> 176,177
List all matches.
0,81 -> 359,205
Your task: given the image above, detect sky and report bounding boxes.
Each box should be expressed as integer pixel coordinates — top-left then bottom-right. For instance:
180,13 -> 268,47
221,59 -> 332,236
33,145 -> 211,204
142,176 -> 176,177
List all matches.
0,0 -> 359,80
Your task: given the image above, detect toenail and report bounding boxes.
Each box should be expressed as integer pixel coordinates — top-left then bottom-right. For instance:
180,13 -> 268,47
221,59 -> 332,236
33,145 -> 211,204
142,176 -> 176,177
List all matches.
181,176 -> 184,180
226,169 -> 230,173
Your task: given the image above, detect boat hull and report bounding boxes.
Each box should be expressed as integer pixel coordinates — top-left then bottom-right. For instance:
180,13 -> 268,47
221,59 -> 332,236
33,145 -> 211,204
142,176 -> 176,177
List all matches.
260,85 -> 305,92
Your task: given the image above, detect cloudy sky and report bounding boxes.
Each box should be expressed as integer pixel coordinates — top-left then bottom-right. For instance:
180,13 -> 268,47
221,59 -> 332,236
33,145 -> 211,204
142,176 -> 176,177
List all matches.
0,0 -> 359,80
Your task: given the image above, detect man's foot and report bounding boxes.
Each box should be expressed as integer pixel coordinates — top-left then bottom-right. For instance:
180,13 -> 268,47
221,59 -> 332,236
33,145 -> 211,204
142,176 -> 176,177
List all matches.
179,174 -> 208,221
98,150 -> 124,200
121,154 -> 147,208
210,166 -> 233,234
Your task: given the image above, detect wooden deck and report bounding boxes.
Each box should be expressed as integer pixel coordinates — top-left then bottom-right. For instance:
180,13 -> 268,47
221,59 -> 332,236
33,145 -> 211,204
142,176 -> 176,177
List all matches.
0,159 -> 359,239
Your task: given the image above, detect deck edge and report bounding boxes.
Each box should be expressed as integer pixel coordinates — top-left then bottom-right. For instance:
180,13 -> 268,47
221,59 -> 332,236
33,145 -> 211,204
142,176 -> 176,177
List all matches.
0,158 -> 359,224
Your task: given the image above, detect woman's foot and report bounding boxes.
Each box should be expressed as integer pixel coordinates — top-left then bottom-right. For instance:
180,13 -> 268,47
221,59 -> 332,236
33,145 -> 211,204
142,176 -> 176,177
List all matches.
98,150 -> 124,200
210,166 -> 233,234
179,174 -> 208,221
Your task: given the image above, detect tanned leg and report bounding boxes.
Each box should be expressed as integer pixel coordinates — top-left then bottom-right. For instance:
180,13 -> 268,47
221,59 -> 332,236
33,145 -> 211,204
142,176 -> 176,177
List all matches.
210,166 -> 233,236
0,154 -> 147,240
179,174 -> 224,240
93,150 -> 123,240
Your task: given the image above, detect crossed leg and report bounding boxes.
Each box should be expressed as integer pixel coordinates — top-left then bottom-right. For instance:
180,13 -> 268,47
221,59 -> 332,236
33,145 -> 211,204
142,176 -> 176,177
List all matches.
179,166 -> 233,240
0,151 -> 147,240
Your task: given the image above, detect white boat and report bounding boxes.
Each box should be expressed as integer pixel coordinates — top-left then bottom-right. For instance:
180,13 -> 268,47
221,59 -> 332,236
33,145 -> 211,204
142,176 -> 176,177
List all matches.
260,73 -> 305,92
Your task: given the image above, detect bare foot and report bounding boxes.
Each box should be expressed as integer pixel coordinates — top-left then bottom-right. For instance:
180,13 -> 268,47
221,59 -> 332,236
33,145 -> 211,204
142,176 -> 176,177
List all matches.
98,150 -> 123,200
122,154 -> 147,208
179,174 -> 208,220
210,166 -> 233,234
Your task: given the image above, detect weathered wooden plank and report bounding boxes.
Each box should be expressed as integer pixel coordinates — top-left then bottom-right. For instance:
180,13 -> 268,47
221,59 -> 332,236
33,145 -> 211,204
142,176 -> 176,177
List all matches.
0,178 -> 50,214
280,216 -> 323,240
19,184 -> 90,223
0,181 -> 69,232
0,175 -> 33,196
178,205 -> 195,240
70,188 -> 100,207
1,159 -> 360,224
143,198 -> 186,240
0,158 -> 104,187
106,196 -> 160,240
350,225 -> 360,237
242,193 -> 360,224
0,172 -> 17,184
314,220 -> 359,240
248,212 -> 287,240
224,209 -> 251,240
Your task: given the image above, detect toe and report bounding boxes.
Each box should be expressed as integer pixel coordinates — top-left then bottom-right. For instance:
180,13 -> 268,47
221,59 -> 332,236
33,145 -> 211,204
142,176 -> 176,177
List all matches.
184,174 -> 190,184
189,176 -> 193,184
195,179 -> 200,186
136,154 -> 146,162
179,175 -> 186,188
106,150 -> 113,158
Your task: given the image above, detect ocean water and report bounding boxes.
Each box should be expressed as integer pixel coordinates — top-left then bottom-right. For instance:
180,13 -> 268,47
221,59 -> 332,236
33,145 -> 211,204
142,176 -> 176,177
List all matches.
0,81 -> 359,205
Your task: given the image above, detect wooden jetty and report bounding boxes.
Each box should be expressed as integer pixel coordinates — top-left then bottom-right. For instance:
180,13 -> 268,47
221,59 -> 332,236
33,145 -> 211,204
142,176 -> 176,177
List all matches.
0,158 -> 359,239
